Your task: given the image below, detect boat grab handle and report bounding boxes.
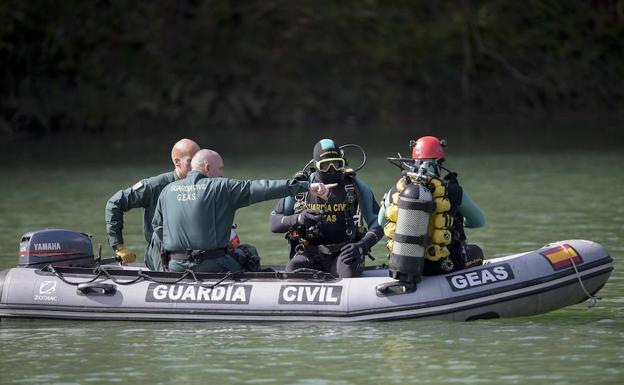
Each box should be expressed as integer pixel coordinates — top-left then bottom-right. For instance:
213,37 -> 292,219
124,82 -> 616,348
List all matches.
77,282 -> 117,296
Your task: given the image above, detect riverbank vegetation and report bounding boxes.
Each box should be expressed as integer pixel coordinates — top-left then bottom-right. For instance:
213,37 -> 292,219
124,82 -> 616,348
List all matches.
1,1 -> 622,144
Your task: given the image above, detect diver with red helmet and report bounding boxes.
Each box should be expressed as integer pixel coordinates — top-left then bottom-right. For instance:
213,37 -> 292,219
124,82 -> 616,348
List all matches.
380,136 -> 485,278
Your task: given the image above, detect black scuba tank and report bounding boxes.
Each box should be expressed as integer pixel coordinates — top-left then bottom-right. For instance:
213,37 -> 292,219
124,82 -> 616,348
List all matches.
389,182 -> 434,284
18,229 -> 95,268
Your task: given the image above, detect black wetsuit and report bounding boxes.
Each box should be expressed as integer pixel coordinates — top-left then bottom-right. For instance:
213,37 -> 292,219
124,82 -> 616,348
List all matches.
271,173 -> 382,278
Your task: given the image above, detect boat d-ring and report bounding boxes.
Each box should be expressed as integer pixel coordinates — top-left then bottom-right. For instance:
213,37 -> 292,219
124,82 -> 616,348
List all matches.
76,282 -> 117,296
376,281 -> 416,297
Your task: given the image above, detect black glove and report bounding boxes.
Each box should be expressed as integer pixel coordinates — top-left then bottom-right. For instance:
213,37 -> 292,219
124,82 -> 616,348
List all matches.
297,209 -> 324,227
292,170 -> 309,181
338,242 -> 365,265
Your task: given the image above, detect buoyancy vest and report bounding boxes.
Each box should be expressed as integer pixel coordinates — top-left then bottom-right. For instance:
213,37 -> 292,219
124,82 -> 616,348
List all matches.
384,174 -> 464,269
291,173 -> 361,246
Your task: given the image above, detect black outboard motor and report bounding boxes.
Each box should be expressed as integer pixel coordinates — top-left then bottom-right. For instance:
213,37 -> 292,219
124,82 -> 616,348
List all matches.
19,229 -> 95,268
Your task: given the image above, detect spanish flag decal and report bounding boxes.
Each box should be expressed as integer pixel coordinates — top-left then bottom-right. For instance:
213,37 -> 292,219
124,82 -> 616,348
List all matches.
540,244 -> 583,270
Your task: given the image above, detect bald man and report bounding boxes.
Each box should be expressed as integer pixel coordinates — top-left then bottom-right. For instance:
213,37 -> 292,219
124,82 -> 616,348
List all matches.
152,149 -> 334,272
105,138 -> 200,269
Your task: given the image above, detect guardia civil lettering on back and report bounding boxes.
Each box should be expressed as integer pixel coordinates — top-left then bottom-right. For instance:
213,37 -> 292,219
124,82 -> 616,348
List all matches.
105,139 -> 200,269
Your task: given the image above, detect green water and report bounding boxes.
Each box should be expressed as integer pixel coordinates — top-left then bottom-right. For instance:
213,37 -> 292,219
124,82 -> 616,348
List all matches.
1,152 -> 623,384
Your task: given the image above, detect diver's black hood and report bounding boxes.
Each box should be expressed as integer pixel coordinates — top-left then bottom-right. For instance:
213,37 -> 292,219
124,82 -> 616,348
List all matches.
313,139 -> 344,184
313,139 -> 342,162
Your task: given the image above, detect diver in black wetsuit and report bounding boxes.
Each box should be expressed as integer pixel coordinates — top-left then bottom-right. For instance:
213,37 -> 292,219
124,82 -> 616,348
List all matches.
270,139 -> 383,278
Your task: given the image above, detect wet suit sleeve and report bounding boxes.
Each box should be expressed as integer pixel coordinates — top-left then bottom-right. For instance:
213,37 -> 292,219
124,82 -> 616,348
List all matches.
377,187 -> 393,227
228,179 -> 309,209
355,179 -> 383,249
105,181 -> 153,248
270,197 -> 299,233
459,190 -> 486,228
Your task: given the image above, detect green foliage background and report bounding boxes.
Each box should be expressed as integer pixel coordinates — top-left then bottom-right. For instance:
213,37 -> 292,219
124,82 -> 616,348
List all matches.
1,0 -> 623,142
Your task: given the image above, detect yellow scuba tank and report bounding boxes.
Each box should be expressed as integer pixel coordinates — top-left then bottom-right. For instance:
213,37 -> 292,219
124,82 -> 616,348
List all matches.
425,244 -> 450,261
433,197 -> 451,212
383,221 -> 396,239
432,212 -> 453,228
429,177 -> 446,198
431,229 -> 451,245
386,203 -> 399,223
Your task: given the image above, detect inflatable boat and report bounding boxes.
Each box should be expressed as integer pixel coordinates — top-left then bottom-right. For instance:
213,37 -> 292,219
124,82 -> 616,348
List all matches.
0,230 -> 613,322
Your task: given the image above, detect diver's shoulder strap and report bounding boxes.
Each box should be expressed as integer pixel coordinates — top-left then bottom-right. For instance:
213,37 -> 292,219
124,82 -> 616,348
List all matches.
343,175 -> 363,239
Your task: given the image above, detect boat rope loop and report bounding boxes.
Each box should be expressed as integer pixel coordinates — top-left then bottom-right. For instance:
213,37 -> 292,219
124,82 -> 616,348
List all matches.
42,265 -> 102,286
289,268 -> 336,282
98,267 -> 144,285
136,269 -> 198,285
567,250 -> 601,308
40,265 -> 336,288
43,265 -> 146,286
187,270 -> 234,288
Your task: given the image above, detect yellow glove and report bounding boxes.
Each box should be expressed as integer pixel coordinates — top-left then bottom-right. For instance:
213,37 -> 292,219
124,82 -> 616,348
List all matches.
114,244 -> 136,264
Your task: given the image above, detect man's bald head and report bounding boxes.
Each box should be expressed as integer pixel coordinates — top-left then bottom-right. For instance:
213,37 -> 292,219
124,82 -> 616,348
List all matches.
171,138 -> 200,178
192,149 -> 224,178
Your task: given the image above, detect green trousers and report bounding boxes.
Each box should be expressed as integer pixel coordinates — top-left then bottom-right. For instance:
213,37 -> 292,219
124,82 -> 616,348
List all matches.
144,236 -> 164,271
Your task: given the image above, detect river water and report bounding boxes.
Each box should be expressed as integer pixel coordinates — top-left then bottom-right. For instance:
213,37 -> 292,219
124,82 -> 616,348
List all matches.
0,152 -> 622,384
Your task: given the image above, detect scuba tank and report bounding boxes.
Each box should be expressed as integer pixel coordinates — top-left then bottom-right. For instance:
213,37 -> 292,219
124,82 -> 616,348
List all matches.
388,179 -> 434,285
384,160 -> 458,272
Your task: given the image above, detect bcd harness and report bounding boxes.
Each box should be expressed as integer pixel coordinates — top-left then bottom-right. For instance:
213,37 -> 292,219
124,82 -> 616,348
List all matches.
383,172 -> 460,271
286,174 -> 364,258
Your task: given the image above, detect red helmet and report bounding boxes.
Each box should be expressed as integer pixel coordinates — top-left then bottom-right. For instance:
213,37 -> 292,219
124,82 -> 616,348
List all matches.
411,136 -> 447,160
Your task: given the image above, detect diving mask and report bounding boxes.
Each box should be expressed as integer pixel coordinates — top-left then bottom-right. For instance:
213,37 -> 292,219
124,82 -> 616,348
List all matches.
315,158 -> 345,172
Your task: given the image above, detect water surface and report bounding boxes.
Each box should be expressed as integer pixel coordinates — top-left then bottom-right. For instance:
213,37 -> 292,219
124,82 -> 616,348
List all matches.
1,152 -> 622,384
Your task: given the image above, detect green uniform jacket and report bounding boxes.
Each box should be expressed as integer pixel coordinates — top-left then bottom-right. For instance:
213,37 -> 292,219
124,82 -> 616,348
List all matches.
152,171 -> 309,251
105,171 -> 178,248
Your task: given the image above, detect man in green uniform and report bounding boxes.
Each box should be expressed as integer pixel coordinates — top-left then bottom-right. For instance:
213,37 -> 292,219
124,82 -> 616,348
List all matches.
105,138 -> 200,269
152,149 -> 334,272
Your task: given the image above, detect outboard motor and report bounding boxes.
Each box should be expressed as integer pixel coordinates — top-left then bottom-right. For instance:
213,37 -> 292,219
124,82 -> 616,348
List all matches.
388,182 -> 434,285
19,229 -> 95,268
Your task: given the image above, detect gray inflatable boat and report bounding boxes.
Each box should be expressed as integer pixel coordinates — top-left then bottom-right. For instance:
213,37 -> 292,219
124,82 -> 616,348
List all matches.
0,230 -> 613,322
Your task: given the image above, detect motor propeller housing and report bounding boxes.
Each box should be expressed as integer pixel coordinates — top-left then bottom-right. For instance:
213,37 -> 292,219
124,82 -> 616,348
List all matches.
18,228 -> 94,268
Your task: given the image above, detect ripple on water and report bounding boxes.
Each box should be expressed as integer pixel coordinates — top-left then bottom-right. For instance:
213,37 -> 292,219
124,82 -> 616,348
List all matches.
290,380 -> 351,385
511,335 -> 549,341
200,368 -> 239,374
246,379 -> 278,384
160,363 -> 205,370
444,375 -> 490,384
222,347 -> 301,354
12,374 -> 62,384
